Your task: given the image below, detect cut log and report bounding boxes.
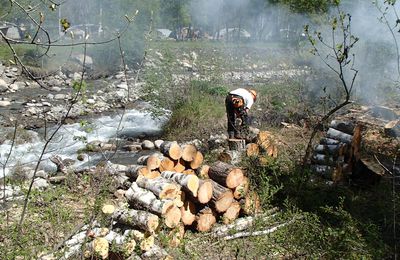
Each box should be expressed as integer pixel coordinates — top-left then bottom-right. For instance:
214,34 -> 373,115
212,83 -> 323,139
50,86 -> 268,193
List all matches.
222,200 -> 241,224
136,153 -> 163,170
159,157 -> 175,172
233,177 -> 249,200
211,207 -> 279,238
314,144 -> 341,155
319,137 -> 340,145
311,154 -> 336,166
101,204 -> 115,215
126,165 -> 150,180
189,151 -> 204,169
135,175 -> 181,199
87,237 -> 109,260
240,191 -> 261,215
228,139 -> 246,151
147,171 -> 161,179
266,144 -> 278,158
160,141 -> 182,160
196,164 -> 210,179
257,130 -> 273,143
246,143 -> 260,157
141,244 -> 170,259
209,180 -> 234,213
174,191 -> 185,208
197,179 -> 213,204
125,183 -> 174,215
161,171 -> 199,197
173,159 -> 186,173
182,169 -> 196,175
112,208 -> 159,233
181,144 -> 198,162
140,235 -> 155,251
164,205 -> 182,228
326,128 -> 352,144
180,200 -> 196,226
330,120 -> 354,135
311,164 -> 333,178
168,223 -> 185,248
196,207 -> 217,232
209,161 -> 244,189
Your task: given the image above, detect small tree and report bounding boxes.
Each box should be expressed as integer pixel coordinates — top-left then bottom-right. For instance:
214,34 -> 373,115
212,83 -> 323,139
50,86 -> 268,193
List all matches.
303,1 -> 359,164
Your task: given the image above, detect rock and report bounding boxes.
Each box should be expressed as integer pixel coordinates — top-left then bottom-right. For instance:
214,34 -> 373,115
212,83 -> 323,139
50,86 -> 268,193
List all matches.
117,83 -> 128,90
154,139 -> 164,149
32,178 -> 49,190
0,78 -> 8,92
36,170 -> 48,179
141,140 -> 155,150
0,100 -> 11,107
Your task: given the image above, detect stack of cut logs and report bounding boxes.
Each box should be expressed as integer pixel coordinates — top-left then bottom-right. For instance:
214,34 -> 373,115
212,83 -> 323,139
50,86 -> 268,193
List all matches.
91,140 -> 262,258
311,120 -> 362,182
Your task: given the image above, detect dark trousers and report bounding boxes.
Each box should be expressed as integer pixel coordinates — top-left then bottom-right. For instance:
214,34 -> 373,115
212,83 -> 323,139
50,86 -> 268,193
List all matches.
225,94 -> 246,135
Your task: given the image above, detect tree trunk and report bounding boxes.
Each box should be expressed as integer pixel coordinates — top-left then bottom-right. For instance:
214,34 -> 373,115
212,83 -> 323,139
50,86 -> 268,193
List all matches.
228,139 -> 246,151
180,200 -> 196,226
159,157 -> 175,172
189,151 -> 204,169
195,207 -> 217,232
326,128 -> 353,144
135,176 -> 181,200
240,190 -> 261,215
161,171 -> 199,197
181,144 -> 198,162
209,161 -> 244,189
125,183 -> 174,215
209,180 -> 234,213
233,176 -> 249,200
222,200 -> 241,224
136,152 -> 163,170
246,143 -> 259,157
160,141 -> 182,160
196,164 -> 210,179
197,179 -> 213,204
112,208 -> 159,234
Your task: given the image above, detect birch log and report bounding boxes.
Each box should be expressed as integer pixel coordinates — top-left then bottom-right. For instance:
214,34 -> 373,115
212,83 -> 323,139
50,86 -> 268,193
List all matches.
209,180 -> 234,213
181,144 -> 198,162
326,128 -> 353,144
197,179 -> 213,204
160,141 -> 182,160
161,171 -> 199,197
209,161 -> 244,189
135,175 -> 181,199
222,200 -> 241,224
180,200 -> 196,226
189,151 -> 204,169
159,157 -> 175,172
136,153 -> 163,170
196,207 -> 217,232
112,208 -> 159,233
196,164 -> 210,179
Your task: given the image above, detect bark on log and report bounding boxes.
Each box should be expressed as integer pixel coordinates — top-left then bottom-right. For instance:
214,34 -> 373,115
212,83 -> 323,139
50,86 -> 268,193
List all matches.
311,164 -> 333,178
311,154 -> 336,166
125,183 -> 174,215
161,171 -> 199,197
141,244 -> 170,259
126,165 -> 149,180
326,128 -> 353,144
209,180 -> 234,213
160,141 -> 182,160
197,179 -> 213,204
314,144 -> 341,155
329,120 -> 355,135
319,137 -> 340,145
112,208 -> 159,233
180,200 -> 196,226
233,177 -> 249,200
181,144 -> 198,162
196,164 -> 210,179
209,161 -> 244,189
190,151 -> 204,169
135,176 -> 181,199
240,191 -> 261,215
195,207 -> 217,232
228,139 -> 246,151
246,143 -> 260,157
222,200 -> 241,224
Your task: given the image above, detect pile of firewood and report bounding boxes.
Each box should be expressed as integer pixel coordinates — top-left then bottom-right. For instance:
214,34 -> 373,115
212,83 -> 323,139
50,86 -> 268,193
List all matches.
77,139 -> 265,259
311,120 -> 362,182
